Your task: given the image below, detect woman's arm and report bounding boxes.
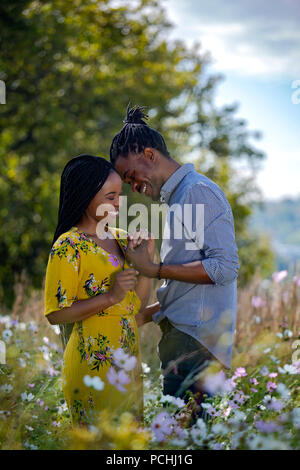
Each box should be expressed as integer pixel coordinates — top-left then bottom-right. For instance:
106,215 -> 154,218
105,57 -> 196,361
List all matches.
135,301 -> 160,327
135,275 -> 153,311
46,269 -> 138,325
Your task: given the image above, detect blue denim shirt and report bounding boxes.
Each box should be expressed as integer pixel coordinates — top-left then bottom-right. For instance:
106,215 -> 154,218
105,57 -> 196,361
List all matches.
153,163 -> 240,368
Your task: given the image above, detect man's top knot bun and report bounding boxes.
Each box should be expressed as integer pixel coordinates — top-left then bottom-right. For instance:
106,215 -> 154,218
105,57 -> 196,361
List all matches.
123,104 -> 149,125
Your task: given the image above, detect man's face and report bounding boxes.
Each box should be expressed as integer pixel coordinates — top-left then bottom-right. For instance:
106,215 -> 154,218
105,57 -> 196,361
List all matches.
114,150 -> 163,201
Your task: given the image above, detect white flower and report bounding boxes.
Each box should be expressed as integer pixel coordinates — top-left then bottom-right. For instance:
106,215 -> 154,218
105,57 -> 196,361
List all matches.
291,408 -> 300,429
276,332 -> 283,339
83,375 -> 105,391
277,383 -> 291,400
113,348 -> 137,371
278,364 -> 298,375
20,392 -> 34,402
2,329 -> 12,342
283,329 -> 293,338
18,358 -> 26,368
51,325 -> 60,335
160,394 -> 185,408
142,362 -> 150,374
0,384 -> 13,394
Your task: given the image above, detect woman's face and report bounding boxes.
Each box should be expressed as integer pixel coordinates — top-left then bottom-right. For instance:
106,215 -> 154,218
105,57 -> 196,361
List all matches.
86,169 -> 123,222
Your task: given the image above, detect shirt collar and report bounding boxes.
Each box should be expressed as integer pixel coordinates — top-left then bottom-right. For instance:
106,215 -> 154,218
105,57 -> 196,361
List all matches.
160,163 -> 195,204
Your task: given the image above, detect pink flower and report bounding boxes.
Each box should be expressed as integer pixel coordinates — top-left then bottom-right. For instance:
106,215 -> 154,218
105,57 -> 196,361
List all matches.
107,367 -> 130,392
272,270 -> 288,283
269,372 -> 278,378
250,377 -> 259,385
28,383 -> 35,388
250,388 -> 258,393
232,367 -> 247,380
251,296 -> 266,308
267,381 -> 277,393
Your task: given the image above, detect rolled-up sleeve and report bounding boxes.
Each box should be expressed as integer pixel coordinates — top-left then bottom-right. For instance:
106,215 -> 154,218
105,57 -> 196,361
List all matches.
187,184 -> 240,286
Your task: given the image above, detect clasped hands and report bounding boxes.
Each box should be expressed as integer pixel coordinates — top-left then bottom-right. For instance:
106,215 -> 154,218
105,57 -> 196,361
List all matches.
125,230 -> 159,278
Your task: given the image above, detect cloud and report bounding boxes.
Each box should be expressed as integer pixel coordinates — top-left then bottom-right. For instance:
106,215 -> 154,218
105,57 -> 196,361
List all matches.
165,0 -> 300,78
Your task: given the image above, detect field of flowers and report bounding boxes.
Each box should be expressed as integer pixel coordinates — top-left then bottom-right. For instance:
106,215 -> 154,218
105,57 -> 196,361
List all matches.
0,270 -> 299,450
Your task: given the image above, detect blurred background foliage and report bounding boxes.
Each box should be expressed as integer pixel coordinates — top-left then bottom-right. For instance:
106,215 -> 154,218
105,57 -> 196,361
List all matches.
0,0 -> 274,308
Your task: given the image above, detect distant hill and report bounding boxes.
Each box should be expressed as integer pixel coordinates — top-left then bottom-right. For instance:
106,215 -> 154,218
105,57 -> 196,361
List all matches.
249,196 -> 300,271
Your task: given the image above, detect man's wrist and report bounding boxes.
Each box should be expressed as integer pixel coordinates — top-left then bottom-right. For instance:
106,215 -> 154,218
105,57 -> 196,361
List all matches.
146,262 -> 161,278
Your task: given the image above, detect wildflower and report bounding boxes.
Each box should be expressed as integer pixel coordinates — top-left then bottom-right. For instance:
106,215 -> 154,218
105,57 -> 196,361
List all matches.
142,362 -> 150,374
113,348 -> 137,371
260,366 -> 269,376
255,420 -> 282,433
160,394 -> 185,408
277,383 -> 290,400
233,367 -> 247,379
272,270 -> 288,283
151,411 -> 173,442
2,329 -> 12,342
251,296 -> 266,308
283,329 -> 293,338
250,377 -> 258,385
278,364 -> 298,375
83,375 -> 105,391
267,398 -> 285,412
52,421 -> 61,427
291,408 -> 300,430
250,388 -> 258,393
107,367 -> 130,392
276,332 -> 283,339
264,348 -> 271,354
28,383 -> 35,388
0,384 -> 13,394
20,392 -> 34,402
267,381 -> 277,393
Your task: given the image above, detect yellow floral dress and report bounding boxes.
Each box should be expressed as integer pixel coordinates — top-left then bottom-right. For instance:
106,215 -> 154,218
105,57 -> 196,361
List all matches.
44,226 -> 143,425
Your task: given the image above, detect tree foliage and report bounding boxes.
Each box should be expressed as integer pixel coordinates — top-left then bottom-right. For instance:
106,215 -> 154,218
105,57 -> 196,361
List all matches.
0,0 -> 274,306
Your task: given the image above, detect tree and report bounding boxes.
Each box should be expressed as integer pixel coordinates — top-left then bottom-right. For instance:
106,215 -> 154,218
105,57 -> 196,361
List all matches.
0,0 -> 273,307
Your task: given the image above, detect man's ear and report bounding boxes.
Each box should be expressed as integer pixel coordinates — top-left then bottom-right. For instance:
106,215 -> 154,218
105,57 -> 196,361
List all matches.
144,147 -> 155,162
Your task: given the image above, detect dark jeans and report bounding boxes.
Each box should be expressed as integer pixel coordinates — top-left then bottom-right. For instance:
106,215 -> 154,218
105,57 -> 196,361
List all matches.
158,317 -> 214,418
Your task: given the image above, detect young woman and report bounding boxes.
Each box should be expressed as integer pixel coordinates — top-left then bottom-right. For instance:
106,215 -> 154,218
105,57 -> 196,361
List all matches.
44,154 -> 153,426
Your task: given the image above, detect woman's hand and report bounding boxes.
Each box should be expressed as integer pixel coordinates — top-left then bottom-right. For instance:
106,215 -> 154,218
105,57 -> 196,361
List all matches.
109,269 -> 139,303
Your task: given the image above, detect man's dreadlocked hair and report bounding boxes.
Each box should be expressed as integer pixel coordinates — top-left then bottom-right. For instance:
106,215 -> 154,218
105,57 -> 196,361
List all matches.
52,154 -> 113,246
110,104 -> 170,165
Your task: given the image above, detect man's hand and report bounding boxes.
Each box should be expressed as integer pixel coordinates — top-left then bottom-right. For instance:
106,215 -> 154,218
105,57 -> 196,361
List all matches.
126,239 -> 159,278
127,230 -> 155,261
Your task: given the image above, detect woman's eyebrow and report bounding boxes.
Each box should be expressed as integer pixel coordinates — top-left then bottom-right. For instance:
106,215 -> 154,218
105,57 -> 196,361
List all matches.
105,191 -> 117,196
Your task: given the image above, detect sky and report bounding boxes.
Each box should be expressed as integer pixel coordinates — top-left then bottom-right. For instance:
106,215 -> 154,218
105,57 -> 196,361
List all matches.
162,0 -> 300,201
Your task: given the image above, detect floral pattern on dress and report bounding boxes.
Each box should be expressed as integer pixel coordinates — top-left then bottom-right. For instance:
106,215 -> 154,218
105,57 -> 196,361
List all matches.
119,316 -> 137,356
83,273 -> 110,297
77,322 -> 114,371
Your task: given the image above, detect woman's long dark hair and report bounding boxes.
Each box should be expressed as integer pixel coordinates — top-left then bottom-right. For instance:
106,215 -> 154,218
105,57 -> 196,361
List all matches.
52,154 -> 113,246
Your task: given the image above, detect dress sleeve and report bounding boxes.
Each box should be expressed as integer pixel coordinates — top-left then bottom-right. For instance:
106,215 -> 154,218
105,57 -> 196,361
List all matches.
44,236 -> 80,317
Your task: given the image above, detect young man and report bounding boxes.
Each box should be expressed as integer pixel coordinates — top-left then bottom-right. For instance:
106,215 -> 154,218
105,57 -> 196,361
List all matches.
110,105 -> 240,405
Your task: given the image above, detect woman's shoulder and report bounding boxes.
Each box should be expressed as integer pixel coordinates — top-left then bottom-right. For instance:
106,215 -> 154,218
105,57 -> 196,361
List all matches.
51,227 -> 82,253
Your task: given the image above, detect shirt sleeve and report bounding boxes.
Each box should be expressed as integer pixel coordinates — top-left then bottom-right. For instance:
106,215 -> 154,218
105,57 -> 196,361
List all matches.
185,183 -> 240,286
44,236 -> 80,317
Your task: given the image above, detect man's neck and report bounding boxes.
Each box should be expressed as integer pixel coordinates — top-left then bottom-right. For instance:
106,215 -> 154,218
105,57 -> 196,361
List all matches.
161,158 -> 181,187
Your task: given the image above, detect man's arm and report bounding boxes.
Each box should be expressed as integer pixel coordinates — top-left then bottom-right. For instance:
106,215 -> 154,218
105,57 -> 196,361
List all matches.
126,184 -> 240,286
